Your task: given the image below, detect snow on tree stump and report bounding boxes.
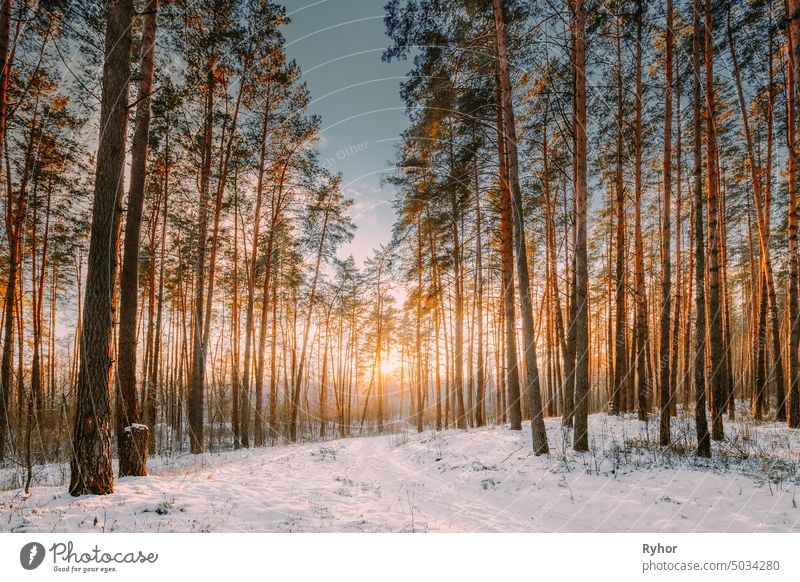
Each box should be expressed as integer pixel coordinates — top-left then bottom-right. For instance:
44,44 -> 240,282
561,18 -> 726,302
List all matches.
118,424 -> 148,477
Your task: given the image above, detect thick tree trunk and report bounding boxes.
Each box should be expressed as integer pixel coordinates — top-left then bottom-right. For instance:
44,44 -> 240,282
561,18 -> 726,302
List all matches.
495,75 -> 521,431
788,0 -> 800,428
571,0 -> 590,452
492,0 -> 548,453
612,15 -> 626,417
633,2 -> 650,422
0,0 -> 13,461
117,0 -> 158,477
659,0 -> 673,445
693,0 -> 711,457
705,0 -> 725,441
70,0 -> 133,495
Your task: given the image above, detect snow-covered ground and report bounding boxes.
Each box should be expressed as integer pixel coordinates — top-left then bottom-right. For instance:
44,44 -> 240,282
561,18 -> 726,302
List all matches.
2,412 -> 799,532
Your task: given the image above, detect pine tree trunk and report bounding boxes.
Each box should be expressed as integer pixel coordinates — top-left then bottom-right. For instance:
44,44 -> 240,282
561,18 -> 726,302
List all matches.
0,0 -> 10,462
70,0 -> 134,495
612,15 -> 626,417
189,60 -> 216,454
763,34 -> 784,422
231,180 -> 241,448
671,63 -> 683,416
705,0 -> 725,441
633,1 -> 650,422
241,99 -> 271,449
150,165 -> 167,451
543,111 -> 567,423
570,0 -> 590,451
492,0 -> 548,453
449,138 -> 466,429
659,0 -> 673,446
1,62 -> 36,460
117,0 -> 158,477
788,0 -> 800,428
693,0 -> 711,457
415,216 -> 424,433
474,162 -> 486,427
291,194 -> 334,441
494,75 -> 521,431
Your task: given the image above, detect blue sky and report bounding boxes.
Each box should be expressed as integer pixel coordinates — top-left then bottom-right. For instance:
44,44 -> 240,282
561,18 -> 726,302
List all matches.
282,0 -> 411,264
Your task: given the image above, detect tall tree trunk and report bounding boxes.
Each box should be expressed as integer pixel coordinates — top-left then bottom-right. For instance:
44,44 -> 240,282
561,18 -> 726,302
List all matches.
188,59 -> 216,454
149,159 -> 168,453
202,69 -> 247,353
231,178 -> 241,448
474,161 -> 486,427
705,0 -> 725,441
290,192 -> 334,442
633,1 -> 650,422
671,59 -> 683,416
495,74 -> 521,431
571,0 -> 590,452
320,310 -> 330,438
542,107 -> 568,424
415,216 -> 424,433
117,0 -> 158,477
493,0 -> 548,453
659,0 -> 673,445
763,32 -> 784,422
0,0 -> 12,461
612,14 -> 626,417
727,11 -> 784,422
693,0 -> 711,457
70,0 -> 133,495
787,0 -> 800,428
1,75 -> 39,463
449,137 -> 466,429
240,97 -> 271,448
31,177 -> 52,420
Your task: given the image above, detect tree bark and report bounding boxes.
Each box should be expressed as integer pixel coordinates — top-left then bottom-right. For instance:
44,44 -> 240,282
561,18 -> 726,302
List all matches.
493,0 -> 548,453
494,73 -> 521,431
612,14 -> 627,417
788,0 -> 800,428
240,96 -> 271,448
705,0 -> 725,441
633,1 -> 650,422
693,0 -> 711,457
571,0 -> 590,452
474,161 -> 486,427
70,0 -> 134,495
189,59 -> 216,454
117,0 -> 158,478
659,0 -> 673,445
0,0 -> 11,461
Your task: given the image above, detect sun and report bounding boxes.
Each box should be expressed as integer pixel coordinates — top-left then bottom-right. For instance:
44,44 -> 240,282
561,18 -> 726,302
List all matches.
379,351 -> 402,377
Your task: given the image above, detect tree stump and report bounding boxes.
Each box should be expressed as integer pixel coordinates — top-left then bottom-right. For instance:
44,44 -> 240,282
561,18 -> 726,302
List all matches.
118,424 -> 148,477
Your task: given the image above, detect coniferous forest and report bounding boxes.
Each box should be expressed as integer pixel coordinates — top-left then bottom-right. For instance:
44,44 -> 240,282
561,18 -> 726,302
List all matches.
2,0 -> 800,533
